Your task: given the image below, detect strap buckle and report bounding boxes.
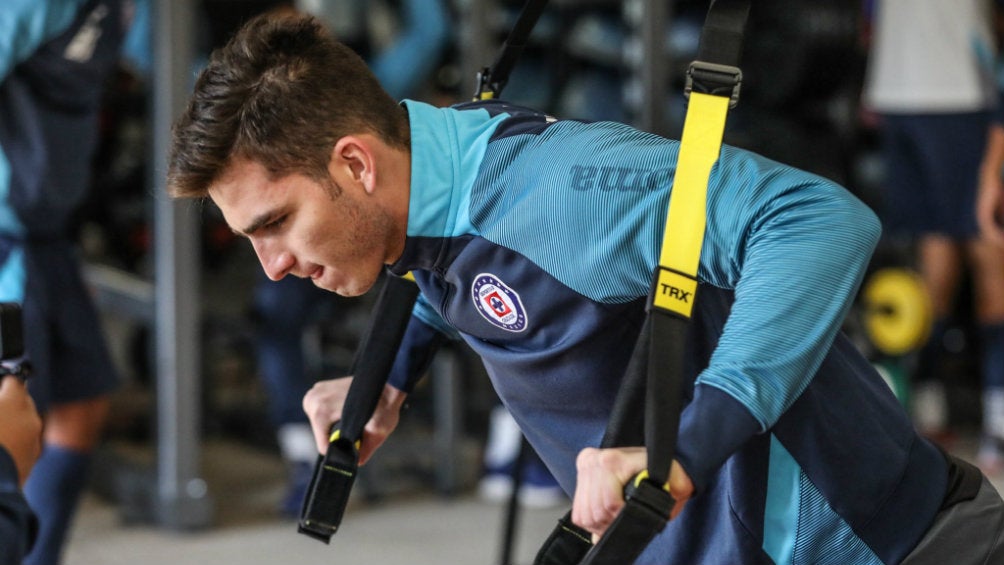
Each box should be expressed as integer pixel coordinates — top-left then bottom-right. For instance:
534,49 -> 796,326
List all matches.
684,61 -> 742,108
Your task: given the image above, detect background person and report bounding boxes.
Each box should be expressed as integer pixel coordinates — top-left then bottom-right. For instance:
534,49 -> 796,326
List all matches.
0,2 -> 128,563
862,0 -> 1004,473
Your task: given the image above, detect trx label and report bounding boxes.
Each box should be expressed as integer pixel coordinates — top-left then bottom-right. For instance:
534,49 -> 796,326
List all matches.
652,268 -> 697,318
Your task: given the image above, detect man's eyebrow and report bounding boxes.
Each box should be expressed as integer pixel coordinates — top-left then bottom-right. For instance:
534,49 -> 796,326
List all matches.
236,212 -> 275,237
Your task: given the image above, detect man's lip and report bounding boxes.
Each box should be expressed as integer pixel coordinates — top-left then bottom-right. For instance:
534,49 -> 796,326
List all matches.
310,267 -> 323,279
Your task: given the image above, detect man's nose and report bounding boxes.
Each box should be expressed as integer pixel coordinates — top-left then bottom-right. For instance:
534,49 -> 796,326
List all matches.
253,240 -> 294,281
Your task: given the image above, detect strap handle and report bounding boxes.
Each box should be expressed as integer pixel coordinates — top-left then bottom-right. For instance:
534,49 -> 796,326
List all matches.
298,272 -> 419,543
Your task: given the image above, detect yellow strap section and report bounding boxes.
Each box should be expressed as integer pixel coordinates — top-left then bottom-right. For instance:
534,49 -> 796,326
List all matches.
632,469 -> 671,493
402,271 -> 416,282
328,428 -> 362,451
661,92 -> 729,274
652,92 -> 730,318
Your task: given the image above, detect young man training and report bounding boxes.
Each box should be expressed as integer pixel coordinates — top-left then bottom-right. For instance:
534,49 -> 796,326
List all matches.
168,13 -> 1004,564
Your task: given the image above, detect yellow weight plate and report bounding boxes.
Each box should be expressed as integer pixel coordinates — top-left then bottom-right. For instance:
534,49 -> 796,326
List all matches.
862,268 -> 933,356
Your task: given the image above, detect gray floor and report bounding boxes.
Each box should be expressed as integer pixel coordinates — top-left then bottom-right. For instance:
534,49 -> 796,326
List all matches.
65,438 -> 563,565
60,433 -> 1004,565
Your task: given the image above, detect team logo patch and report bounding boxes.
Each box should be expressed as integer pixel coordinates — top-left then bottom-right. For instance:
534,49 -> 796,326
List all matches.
471,273 -> 527,332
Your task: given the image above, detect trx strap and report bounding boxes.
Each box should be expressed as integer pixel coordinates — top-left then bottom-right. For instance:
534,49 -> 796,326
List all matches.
533,1 -> 748,564
298,272 -> 419,543
473,0 -> 549,100
299,0 -> 549,545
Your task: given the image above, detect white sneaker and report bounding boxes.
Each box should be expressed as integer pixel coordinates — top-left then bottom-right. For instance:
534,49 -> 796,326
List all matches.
477,473 -> 567,509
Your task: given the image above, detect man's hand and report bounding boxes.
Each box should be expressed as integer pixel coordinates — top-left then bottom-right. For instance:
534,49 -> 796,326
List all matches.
302,378 -> 408,465
0,376 -> 42,486
571,447 -> 694,542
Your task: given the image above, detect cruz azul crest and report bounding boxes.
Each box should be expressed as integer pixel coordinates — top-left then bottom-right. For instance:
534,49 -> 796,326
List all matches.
471,273 -> 527,332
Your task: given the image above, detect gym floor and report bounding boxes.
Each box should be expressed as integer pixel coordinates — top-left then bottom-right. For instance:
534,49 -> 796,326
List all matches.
59,433 -> 1002,565
64,437 -> 564,565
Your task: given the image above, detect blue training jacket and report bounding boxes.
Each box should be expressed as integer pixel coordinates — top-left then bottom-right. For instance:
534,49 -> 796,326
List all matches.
0,0 -> 126,241
387,99 -> 947,565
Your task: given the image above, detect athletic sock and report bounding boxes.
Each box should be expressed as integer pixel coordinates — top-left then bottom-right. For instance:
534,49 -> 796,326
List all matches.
911,319 -> 949,434
914,318 -> 947,384
277,423 -> 317,517
22,444 -> 93,565
980,323 -> 1004,439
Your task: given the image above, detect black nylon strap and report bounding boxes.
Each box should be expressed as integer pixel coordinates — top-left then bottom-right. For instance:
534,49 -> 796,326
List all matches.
643,310 -> 688,486
297,272 -> 419,543
339,274 -> 420,441
695,0 -> 750,68
474,0 -> 550,99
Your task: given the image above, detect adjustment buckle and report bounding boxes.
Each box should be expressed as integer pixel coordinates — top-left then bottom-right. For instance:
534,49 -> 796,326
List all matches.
684,61 -> 742,109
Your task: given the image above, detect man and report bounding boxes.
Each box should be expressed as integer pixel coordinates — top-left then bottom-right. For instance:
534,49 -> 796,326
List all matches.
168,13 -> 1004,564
248,0 -> 452,517
0,374 -> 42,564
0,2 -> 127,563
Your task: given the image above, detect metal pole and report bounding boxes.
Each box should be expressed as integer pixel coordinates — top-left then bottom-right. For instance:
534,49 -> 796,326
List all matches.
640,0 -> 668,134
432,347 -> 462,495
624,0 -> 672,135
150,0 -> 213,530
458,0 -> 496,99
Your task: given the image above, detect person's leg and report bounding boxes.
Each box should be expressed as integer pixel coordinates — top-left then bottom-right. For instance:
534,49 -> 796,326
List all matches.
478,405 -> 566,508
881,115 -> 962,438
23,397 -> 110,565
902,113 -> 990,442
966,238 -> 1004,473
912,235 -> 964,436
21,242 -> 119,565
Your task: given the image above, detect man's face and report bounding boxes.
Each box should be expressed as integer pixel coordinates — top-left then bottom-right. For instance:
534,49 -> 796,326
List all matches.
209,159 -> 392,297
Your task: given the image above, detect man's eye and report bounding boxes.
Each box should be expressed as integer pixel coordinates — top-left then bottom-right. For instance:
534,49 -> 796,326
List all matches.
264,216 -> 286,231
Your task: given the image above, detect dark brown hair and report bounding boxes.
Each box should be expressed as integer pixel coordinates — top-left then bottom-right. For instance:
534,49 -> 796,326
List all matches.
167,12 -> 409,198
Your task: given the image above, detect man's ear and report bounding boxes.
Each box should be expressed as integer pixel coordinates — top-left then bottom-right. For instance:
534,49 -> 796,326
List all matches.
330,136 -> 376,194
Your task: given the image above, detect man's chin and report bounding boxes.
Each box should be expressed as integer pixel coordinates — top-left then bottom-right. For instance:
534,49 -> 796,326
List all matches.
313,278 -> 369,297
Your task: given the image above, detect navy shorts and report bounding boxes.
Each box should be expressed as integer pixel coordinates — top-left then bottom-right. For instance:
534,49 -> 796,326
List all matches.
0,238 -> 120,414
879,112 -> 991,239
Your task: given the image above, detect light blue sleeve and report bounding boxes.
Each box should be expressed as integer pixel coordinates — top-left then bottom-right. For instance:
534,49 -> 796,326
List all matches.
695,146 -> 882,430
0,0 -> 90,80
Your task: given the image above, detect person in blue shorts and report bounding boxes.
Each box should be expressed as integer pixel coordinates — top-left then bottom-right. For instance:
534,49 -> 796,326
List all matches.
167,13 -> 1004,564
0,2 -> 126,563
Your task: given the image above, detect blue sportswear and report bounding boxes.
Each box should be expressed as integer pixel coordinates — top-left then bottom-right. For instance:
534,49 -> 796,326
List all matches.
386,99 -> 946,564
